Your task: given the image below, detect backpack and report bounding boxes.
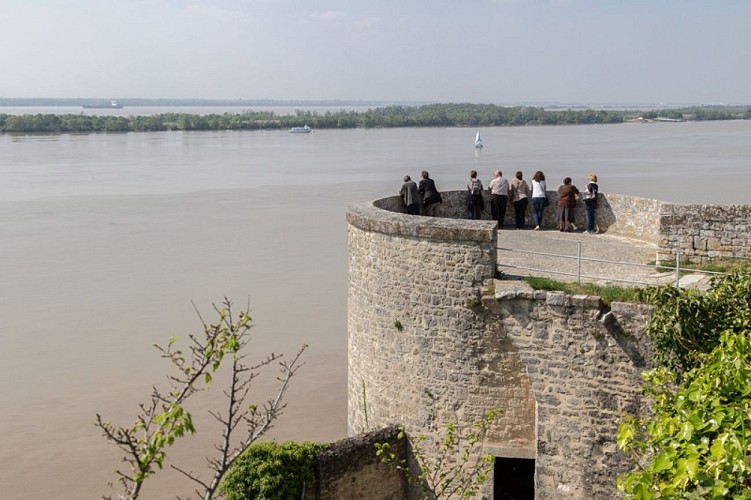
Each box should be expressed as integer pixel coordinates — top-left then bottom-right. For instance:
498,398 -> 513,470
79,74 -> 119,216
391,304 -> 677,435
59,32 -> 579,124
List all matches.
470,179 -> 481,196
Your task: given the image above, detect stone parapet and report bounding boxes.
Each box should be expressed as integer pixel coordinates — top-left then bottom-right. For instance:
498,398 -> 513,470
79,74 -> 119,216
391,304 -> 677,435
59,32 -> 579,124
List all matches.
378,190 -> 750,261
658,203 -> 751,262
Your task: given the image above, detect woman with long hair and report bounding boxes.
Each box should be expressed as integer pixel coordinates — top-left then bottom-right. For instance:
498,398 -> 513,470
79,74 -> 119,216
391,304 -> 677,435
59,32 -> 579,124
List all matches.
531,170 -> 547,230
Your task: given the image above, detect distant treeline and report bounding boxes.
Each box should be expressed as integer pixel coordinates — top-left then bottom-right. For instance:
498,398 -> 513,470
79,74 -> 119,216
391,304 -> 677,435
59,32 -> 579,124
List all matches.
0,103 -> 749,133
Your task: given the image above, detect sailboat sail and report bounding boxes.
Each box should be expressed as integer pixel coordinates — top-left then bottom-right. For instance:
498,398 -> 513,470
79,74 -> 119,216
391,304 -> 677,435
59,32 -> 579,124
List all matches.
474,130 -> 484,149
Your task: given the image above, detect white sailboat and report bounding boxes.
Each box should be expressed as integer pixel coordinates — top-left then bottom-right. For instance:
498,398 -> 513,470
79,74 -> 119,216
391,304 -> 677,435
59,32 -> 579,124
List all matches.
474,129 -> 484,149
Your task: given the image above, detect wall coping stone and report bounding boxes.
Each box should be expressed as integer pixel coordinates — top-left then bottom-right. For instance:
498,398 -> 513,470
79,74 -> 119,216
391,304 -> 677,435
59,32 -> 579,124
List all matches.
347,200 -> 497,243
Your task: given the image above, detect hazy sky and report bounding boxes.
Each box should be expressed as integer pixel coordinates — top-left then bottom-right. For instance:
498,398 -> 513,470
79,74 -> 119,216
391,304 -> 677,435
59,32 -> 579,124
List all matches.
2,0 -> 750,104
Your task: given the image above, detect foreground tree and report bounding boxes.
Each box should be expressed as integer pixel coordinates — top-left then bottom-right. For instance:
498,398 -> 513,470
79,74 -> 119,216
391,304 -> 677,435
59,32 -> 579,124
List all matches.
96,298 -> 306,500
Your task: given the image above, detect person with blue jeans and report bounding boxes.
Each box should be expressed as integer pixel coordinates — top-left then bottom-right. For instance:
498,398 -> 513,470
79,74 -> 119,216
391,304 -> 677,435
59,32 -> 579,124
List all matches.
583,174 -> 599,234
530,170 -> 547,230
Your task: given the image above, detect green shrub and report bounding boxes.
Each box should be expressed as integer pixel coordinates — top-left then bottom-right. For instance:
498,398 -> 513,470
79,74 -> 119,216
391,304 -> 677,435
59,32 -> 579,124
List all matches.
219,441 -> 329,500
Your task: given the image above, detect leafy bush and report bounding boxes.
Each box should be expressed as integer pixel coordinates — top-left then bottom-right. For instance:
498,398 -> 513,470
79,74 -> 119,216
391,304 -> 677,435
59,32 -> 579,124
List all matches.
617,262 -> 751,498
617,329 -> 751,498
639,262 -> 751,372
219,441 -> 329,500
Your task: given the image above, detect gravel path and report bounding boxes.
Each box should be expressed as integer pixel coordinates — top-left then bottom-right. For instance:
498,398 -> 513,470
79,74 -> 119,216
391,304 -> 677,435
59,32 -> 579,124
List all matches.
496,228 -> 711,289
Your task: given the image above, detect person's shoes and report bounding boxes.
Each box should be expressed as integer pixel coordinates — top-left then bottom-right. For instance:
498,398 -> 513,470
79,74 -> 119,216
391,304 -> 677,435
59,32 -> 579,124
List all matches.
571,224 -> 578,231
534,225 -> 540,230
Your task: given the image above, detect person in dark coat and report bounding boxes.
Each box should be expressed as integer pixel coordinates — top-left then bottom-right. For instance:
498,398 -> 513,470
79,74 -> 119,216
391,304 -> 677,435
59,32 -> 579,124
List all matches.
400,175 -> 421,215
418,170 -> 443,216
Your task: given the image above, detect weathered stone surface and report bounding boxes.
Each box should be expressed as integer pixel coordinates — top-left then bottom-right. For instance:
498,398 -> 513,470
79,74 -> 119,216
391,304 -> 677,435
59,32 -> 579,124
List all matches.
316,425 -> 408,500
346,192 -> 743,499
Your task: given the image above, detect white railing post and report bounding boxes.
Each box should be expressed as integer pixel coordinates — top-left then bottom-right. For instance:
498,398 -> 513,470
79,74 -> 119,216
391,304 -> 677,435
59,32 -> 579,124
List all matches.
675,250 -> 681,288
577,241 -> 582,284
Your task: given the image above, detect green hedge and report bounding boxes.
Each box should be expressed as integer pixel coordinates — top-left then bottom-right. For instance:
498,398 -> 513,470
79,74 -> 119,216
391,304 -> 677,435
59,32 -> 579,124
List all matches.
220,441 -> 329,500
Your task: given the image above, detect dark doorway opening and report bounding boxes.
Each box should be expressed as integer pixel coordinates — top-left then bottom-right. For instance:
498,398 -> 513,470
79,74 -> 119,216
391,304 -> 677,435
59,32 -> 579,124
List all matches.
494,457 -> 535,500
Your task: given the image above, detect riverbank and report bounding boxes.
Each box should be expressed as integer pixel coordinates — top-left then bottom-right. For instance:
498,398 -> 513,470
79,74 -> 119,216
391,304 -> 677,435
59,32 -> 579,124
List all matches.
1,102 -> 749,133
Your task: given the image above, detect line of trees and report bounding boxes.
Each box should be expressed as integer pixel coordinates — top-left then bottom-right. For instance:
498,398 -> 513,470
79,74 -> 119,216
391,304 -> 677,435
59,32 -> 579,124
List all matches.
1,104 -> 750,133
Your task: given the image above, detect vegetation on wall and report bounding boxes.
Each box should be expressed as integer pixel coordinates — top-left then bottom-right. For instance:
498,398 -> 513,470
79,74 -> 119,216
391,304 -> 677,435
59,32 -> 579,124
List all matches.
617,264 -> 751,498
523,276 -> 645,304
375,409 -> 501,499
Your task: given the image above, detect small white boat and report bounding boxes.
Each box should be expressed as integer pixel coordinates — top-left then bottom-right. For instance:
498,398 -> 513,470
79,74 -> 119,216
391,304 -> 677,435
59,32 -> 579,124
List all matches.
289,124 -> 312,133
474,129 -> 483,149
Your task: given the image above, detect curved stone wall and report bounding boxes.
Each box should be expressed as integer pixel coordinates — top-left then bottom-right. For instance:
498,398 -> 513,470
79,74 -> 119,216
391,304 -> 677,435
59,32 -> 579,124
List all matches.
347,200 -> 499,441
347,191 -> 747,497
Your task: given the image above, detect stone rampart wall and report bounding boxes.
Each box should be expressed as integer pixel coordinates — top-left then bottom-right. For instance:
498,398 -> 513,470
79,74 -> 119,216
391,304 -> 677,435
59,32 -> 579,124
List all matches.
316,426 -> 408,500
384,191 -> 663,242
658,203 -> 751,262
347,198 -> 658,498
488,286 -> 655,498
386,190 -> 750,260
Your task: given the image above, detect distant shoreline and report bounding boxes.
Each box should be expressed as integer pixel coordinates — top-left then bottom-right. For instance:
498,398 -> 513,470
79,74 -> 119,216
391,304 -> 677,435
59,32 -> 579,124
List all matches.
1,97 -> 750,111
0,103 -> 749,134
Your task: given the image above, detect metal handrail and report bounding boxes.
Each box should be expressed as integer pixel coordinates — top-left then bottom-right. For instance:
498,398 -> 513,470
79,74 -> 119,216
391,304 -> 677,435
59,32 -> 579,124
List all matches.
497,240 -> 729,288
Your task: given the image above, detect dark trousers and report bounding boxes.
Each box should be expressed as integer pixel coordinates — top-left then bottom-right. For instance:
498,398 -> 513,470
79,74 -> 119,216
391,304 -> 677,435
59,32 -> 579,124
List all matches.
490,194 -> 508,228
513,197 -> 528,228
406,203 -> 420,215
468,194 -> 484,220
585,203 -> 596,231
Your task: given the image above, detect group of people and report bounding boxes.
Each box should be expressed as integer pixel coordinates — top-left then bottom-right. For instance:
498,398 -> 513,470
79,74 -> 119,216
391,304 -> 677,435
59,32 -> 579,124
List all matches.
400,170 -> 600,233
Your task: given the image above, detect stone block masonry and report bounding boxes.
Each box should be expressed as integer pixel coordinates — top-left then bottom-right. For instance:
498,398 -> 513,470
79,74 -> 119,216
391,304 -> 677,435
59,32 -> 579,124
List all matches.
488,285 -> 655,498
347,198 -> 656,498
386,190 -> 750,262
346,191 -> 747,498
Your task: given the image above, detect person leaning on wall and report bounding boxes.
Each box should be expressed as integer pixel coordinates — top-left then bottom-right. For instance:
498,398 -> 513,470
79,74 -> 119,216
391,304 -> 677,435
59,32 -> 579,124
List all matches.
400,175 -> 421,215
509,171 -> 530,229
487,170 -> 509,229
556,177 -> 579,232
583,174 -> 599,234
418,170 -> 443,216
530,170 -> 548,230
466,170 -> 484,220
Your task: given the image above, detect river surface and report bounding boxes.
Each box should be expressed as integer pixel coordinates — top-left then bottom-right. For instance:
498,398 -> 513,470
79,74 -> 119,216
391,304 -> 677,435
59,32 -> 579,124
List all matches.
1,120 -> 750,499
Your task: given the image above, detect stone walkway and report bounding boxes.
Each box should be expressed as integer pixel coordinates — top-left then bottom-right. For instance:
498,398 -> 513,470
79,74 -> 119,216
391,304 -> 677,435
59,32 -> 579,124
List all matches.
496,227 -> 712,289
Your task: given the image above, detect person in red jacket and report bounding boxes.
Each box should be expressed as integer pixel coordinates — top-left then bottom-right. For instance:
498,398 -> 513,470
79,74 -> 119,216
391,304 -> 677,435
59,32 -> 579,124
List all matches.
556,177 -> 580,232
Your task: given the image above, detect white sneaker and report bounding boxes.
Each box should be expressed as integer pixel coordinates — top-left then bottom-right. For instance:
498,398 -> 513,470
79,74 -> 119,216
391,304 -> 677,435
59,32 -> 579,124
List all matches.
534,225 -> 540,231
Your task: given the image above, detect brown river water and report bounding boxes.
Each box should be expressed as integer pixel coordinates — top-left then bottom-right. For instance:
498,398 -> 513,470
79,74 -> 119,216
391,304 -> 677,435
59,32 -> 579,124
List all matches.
1,120 -> 750,498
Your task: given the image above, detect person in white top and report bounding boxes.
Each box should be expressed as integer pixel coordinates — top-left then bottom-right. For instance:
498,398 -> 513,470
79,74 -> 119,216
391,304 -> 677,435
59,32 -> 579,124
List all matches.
531,170 -> 548,230
487,170 -> 509,229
